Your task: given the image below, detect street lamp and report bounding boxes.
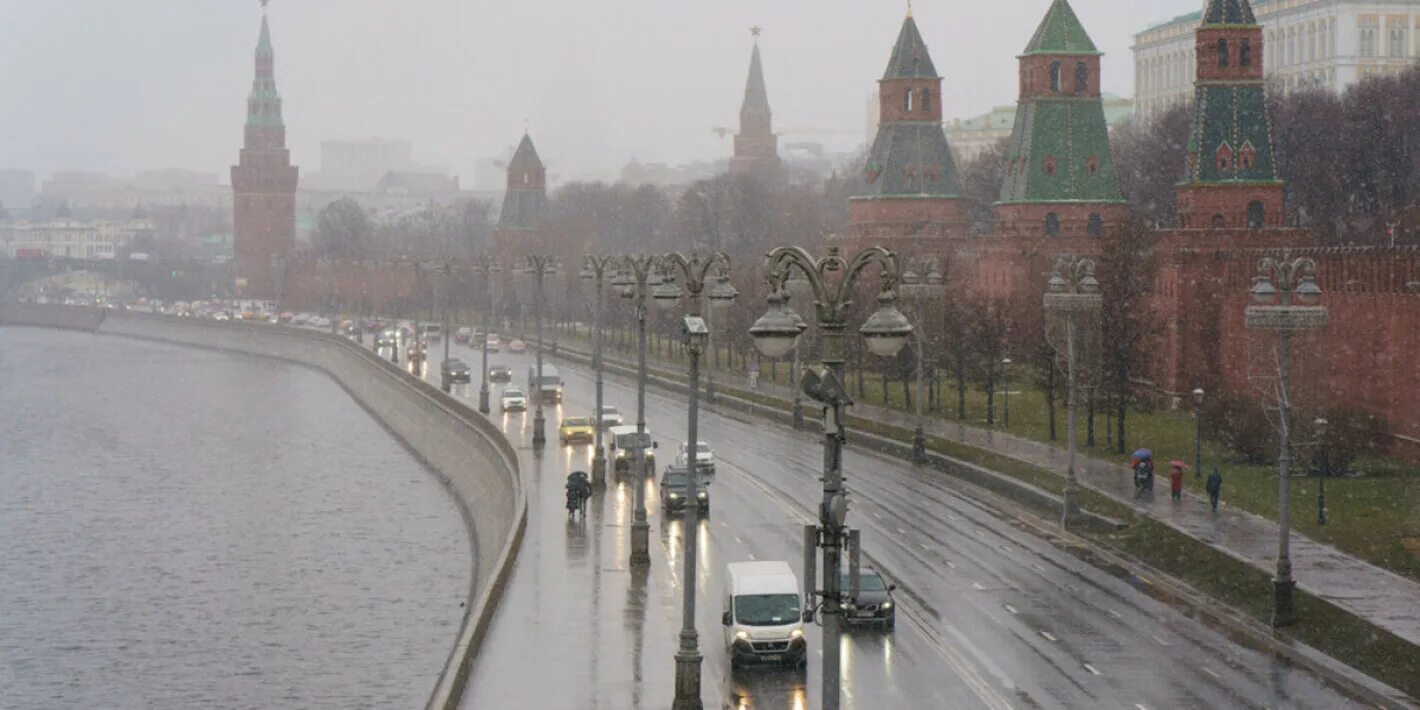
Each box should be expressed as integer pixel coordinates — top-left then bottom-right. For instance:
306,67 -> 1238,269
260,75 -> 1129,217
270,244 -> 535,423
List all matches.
783,272 -> 813,429
1001,358 -> 1013,429
520,254 -> 558,449
1244,254 -> 1328,627
748,245 -> 911,710
1044,256 -> 1103,527
471,254 -> 501,415
658,253 -> 735,710
617,255 -> 661,567
581,255 -> 618,488
899,258 -> 946,464
1193,387 -> 1205,479
438,261 -> 456,393
1315,416 -> 1329,526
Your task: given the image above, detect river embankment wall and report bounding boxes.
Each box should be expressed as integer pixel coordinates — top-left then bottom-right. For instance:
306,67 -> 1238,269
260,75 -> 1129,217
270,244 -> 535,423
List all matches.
0,303 -> 523,710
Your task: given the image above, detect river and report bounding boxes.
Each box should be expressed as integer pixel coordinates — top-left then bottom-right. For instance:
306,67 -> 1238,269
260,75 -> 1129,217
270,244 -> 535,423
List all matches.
0,326 -> 471,709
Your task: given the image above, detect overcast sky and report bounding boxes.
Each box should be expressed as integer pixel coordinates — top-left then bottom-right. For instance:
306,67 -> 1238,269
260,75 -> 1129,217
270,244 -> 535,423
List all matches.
0,0 -> 1201,185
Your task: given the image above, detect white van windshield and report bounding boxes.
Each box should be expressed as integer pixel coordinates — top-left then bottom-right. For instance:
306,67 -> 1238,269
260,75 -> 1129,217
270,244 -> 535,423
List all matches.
734,594 -> 800,626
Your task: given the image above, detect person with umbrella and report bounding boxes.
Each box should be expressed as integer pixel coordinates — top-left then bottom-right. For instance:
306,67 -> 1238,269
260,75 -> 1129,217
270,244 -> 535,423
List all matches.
1131,449 -> 1154,499
1168,460 -> 1188,502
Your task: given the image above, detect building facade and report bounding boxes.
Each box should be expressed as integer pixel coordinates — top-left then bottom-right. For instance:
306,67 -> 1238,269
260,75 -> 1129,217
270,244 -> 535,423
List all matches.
231,7 -> 299,304
492,132 -> 549,261
1134,0 -> 1420,122
0,219 -> 153,259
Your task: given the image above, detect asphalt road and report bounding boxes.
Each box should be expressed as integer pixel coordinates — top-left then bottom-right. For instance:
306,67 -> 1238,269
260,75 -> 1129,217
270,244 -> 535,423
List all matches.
373,330 -> 1364,710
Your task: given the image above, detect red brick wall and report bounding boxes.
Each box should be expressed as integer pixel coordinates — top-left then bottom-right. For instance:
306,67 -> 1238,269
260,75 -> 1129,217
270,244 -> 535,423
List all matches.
1018,55 -> 1101,99
993,202 -> 1131,239
878,78 -> 944,124
1176,183 -> 1285,230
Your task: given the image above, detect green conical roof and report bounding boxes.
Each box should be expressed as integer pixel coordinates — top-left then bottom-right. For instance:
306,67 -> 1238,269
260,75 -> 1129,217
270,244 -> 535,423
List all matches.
1022,0 -> 1100,56
743,44 -> 770,117
1202,0 -> 1257,26
860,123 -> 962,198
882,15 -> 938,80
508,133 -> 542,173
257,16 -> 273,54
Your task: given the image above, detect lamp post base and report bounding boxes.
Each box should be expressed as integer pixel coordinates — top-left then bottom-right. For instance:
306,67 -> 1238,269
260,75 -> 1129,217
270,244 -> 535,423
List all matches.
441,376 -> 450,394
912,426 -> 927,464
532,412 -> 546,448
478,387 -> 490,415
591,453 -> 607,489
671,645 -> 704,710
630,520 -> 650,566
1272,577 -> 1297,627
705,378 -> 716,404
792,400 -> 804,430
1061,481 -> 1079,527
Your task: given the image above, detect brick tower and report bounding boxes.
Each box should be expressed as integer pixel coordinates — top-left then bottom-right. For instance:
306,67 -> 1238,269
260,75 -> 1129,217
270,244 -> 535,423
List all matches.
995,0 -> 1129,239
492,132 -> 548,260
231,2 -> 298,304
1176,0 -> 1285,230
848,9 -> 967,247
729,28 -> 781,178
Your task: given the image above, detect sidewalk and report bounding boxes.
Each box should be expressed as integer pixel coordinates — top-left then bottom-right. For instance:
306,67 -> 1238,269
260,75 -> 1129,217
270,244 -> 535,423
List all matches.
563,332 -> 1420,649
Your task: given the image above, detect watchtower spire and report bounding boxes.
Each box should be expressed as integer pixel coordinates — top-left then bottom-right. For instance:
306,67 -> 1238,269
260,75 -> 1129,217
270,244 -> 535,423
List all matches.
729,28 -> 780,178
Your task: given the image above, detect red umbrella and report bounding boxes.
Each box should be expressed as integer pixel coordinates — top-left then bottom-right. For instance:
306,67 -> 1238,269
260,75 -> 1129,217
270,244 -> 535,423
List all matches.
1169,460 -> 1188,469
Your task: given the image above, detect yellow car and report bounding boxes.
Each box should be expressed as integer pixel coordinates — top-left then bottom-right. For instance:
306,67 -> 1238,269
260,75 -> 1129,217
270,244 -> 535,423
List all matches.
559,417 -> 595,445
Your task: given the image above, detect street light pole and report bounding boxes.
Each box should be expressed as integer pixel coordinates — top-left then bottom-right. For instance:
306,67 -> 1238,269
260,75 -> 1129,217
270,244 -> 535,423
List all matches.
900,258 -> 945,465
749,246 -> 912,710
472,254 -> 500,416
1193,387 -> 1205,479
616,255 -> 662,567
581,256 -> 618,489
1002,358 -> 1012,429
440,261 -> 454,393
1315,417 -> 1328,526
1245,255 -> 1328,627
1044,257 -> 1103,527
522,255 -> 558,450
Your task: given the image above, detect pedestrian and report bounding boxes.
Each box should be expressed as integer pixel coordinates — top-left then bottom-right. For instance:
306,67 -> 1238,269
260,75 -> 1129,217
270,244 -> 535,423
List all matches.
1206,467 -> 1223,512
1169,461 -> 1185,502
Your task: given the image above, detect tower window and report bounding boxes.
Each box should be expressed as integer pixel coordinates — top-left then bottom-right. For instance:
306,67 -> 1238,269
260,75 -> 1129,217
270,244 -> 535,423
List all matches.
1085,156 -> 1100,175
1087,213 -> 1104,237
921,88 -> 932,113
1212,214 -> 1227,229
1050,61 -> 1062,92
1215,143 -> 1234,172
1075,62 -> 1088,93
1045,213 -> 1061,236
1239,142 -> 1257,170
1043,155 -> 1058,176
905,89 -> 913,113
1241,38 -> 1253,67
1218,38 -> 1230,68
1247,201 -> 1266,229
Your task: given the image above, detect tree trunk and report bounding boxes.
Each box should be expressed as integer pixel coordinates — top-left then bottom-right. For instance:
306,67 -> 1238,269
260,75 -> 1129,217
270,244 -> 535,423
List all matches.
856,356 -> 866,398
985,375 -> 996,426
902,375 -> 912,410
1115,401 -> 1128,455
1086,390 -> 1096,447
955,358 -> 967,420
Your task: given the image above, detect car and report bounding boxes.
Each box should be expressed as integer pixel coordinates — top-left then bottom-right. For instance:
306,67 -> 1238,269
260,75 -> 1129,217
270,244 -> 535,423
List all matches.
558,416 -> 596,445
422,323 -> 443,342
608,424 -> 657,475
454,326 -> 473,344
841,568 -> 897,630
500,388 -> 528,412
406,340 -> 427,363
596,405 -> 624,428
675,441 -> 716,475
485,334 -> 502,352
508,339 -> 527,353
488,364 -> 513,383
442,357 -> 472,384
375,329 -> 398,348
659,466 -> 710,513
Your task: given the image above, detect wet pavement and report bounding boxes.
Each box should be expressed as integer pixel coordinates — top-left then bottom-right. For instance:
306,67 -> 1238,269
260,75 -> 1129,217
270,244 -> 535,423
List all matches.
386,330 -> 1367,710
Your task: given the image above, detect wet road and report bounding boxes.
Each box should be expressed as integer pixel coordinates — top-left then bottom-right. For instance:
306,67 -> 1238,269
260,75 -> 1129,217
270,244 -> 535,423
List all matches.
397,332 -> 1364,710
0,327 -> 471,709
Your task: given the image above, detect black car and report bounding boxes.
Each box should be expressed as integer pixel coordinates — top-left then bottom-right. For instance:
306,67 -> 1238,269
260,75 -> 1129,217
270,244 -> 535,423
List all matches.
842,569 -> 896,629
442,357 -> 472,383
659,466 -> 710,513
488,364 -> 513,383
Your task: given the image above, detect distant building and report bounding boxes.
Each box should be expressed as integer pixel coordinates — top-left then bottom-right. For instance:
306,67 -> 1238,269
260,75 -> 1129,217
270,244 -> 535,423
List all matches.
37,170 -> 229,212
0,170 -> 35,211
728,29 -> 782,178
1134,0 -> 1420,122
315,138 -> 414,191
0,218 -> 154,259
374,171 -> 461,198
947,94 -> 1133,164
492,132 -> 549,261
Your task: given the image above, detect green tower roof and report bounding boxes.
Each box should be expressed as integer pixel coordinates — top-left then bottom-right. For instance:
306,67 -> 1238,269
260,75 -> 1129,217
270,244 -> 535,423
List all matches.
1022,0 -> 1100,56
998,99 -> 1124,204
499,133 -> 546,230
1202,0 -> 1257,26
861,123 -> 963,198
882,15 -> 938,80
1182,84 -> 1280,185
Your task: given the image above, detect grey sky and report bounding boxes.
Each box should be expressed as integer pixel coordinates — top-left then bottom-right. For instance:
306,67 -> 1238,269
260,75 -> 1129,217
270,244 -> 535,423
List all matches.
0,0 -> 1200,185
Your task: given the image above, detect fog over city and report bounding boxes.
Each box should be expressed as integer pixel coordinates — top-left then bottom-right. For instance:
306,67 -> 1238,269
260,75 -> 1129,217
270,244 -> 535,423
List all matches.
0,0 -> 1199,181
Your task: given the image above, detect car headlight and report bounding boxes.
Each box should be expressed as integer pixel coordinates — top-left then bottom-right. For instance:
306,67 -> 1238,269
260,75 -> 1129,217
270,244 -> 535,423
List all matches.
668,493 -> 681,499
697,492 -> 708,499
790,629 -> 804,639
881,602 -> 892,609
735,631 -> 749,641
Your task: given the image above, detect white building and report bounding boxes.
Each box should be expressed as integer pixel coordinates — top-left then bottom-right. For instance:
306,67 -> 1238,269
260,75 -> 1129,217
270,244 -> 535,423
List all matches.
0,219 -> 153,260
1134,0 -> 1420,122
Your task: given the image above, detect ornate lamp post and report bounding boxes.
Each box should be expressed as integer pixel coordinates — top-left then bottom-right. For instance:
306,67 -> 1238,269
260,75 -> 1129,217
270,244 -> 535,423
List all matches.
438,261 -> 456,392
899,258 -> 945,464
615,255 -> 663,567
520,255 -> 558,449
1244,255 -> 1327,627
655,253 -> 736,710
1044,256 -> 1103,526
1001,358 -> 1013,429
580,255 -> 618,488
471,254 -> 501,415
748,246 -> 912,710
1315,417 -> 1329,526
1193,387 -> 1206,479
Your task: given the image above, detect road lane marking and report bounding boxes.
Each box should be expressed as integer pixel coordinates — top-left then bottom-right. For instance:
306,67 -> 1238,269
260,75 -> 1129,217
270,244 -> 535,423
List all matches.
947,514 -> 959,521
974,529 -> 986,537
1040,631 -> 1057,642
999,544 -> 1012,553
872,512 -> 883,519
1083,663 -> 1100,676
1152,635 -> 1170,647
1004,604 -> 1018,615
1202,666 -> 1220,679
945,561 -> 956,569
972,582 -> 985,591
1107,609 -> 1123,619
734,536 -> 743,544
1030,563 -> 1044,572
897,527 -> 908,534
919,543 -> 930,551
747,553 -> 756,560
1136,705 -> 1149,710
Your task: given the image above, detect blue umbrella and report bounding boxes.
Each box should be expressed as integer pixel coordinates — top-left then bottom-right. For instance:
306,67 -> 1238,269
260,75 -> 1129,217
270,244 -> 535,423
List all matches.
1132,448 -> 1153,460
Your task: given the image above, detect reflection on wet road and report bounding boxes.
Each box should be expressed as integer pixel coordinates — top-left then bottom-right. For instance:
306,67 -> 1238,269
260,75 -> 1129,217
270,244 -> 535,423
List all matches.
402,332 -> 1364,710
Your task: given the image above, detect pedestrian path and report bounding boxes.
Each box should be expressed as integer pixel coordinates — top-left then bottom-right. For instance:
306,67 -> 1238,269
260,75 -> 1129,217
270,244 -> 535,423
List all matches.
568,336 -> 1420,649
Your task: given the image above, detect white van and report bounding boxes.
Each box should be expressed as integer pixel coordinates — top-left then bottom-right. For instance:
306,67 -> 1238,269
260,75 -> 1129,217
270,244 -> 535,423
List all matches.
722,561 -> 807,669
